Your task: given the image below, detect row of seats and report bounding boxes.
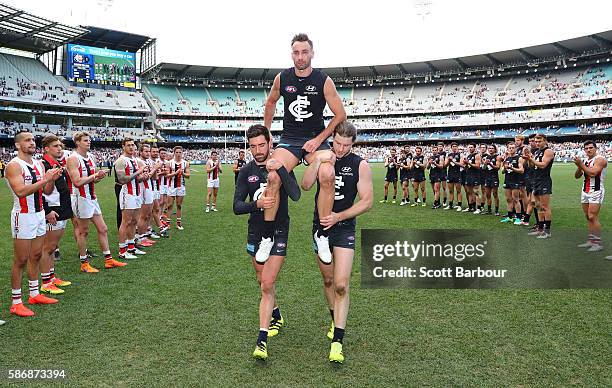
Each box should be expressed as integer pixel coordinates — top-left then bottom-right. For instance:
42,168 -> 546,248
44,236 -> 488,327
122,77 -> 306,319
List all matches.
155,102 -> 612,131
0,121 -> 154,141
159,122 -> 611,144
144,64 -> 612,116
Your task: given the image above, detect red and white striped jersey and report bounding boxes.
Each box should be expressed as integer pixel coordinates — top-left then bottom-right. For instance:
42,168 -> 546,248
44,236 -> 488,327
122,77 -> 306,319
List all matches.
140,158 -> 154,190
161,159 -> 170,187
118,155 -> 140,196
60,150 -> 72,194
207,159 -> 220,180
9,157 -> 44,214
169,159 -> 188,188
155,158 -> 163,189
74,152 -> 97,199
583,155 -> 607,193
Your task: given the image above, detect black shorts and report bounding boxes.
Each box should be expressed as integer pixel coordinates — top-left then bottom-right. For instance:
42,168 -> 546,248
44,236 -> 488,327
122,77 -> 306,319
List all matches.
246,220 -> 289,259
525,178 -> 533,193
276,139 -> 331,163
400,170 -> 412,182
503,181 -> 521,190
412,171 -> 426,183
447,172 -> 462,184
532,178 -> 553,196
312,221 -> 356,257
385,172 -> 398,182
465,174 -> 480,187
429,170 -> 442,183
483,176 -> 500,188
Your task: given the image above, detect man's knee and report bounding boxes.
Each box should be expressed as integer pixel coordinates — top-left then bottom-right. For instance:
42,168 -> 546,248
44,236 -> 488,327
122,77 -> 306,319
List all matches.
98,224 -> 108,236
334,282 -> 348,297
260,279 -> 275,295
322,275 -> 333,290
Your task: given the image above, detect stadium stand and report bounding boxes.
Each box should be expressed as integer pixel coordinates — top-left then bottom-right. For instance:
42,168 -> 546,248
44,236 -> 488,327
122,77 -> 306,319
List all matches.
0,54 -> 149,112
145,64 -> 612,117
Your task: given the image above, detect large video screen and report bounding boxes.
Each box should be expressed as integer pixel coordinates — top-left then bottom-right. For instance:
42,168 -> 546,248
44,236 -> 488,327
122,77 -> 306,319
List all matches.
66,44 -> 136,88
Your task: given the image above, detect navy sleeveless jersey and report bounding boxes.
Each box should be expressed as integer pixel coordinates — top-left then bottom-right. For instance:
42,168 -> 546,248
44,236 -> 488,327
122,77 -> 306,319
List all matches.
314,153 -> 363,226
279,67 -> 328,142
533,147 -> 553,180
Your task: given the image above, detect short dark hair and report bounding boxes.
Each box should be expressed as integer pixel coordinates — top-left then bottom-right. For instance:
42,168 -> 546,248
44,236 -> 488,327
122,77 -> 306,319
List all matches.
534,134 -> 547,141
211,150 -> 218,155
239,150 -> 245,154
139,143 -> 151,151
437,142 -> 444,146
159,147 -> 167,152
121,137 -> 134,146
173,146 -> 183,152
15,130 -> 32,144
42,134 -> 61,148
150,144 -> 159,150
291,33 -> 313,49
468,142 -> 476,147
507,141 -> 515,146
334,121 -> 357,142
528,133 -> 537,140
583,140 -> 597,148
415,146 -> 422,152
450,142 -> 458,147
488,144 -> 498,152
246,124 -> 271,142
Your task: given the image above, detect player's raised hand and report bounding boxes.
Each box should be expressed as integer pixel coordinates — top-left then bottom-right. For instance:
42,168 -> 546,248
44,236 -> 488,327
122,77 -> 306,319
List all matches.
45,167 -> 62,182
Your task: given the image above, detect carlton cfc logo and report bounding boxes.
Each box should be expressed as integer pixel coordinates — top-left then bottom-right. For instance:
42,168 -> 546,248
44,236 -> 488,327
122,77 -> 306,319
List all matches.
285,85 -> 297,93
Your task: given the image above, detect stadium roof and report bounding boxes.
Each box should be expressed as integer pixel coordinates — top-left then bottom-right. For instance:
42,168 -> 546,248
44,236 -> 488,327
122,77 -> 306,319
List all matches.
71,26 -> 153,53
144,30 -> 612,83
0,3 -> 88,54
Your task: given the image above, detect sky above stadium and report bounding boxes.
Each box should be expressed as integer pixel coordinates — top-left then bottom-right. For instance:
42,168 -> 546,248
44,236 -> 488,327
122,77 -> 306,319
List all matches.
6,0 -> 612,68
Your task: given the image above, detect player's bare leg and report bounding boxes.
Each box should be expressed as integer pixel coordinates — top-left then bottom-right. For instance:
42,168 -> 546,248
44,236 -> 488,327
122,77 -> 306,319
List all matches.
492,187 -> 500,214
119,209 -> 137,259
420,181 -> 427,205
383,181 -> 390,202
536,194 -> 552,238
263,148 -> 300,222
318,259 -> 335,321
41,228 -> 67,294
412,181 -> 419,203
175,196 -> 184,229
212,187 -> 218,210
254,255 -> 285,353
206,188 -> 213,211
74,218 -> 91,262
581,203 -> 602,249
392,181 -> 398,203
441,181 -> 448,205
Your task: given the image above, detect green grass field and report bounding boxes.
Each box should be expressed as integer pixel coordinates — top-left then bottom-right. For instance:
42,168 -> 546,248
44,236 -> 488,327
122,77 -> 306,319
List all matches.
0,163 -> 610,386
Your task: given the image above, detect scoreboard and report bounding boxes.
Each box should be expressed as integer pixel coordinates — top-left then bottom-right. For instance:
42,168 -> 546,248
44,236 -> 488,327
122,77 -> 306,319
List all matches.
66,44 -> 136,88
